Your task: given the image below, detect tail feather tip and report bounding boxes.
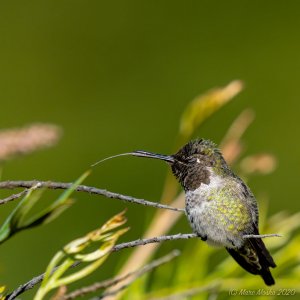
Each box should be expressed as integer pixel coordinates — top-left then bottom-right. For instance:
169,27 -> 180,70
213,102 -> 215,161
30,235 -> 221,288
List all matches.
262,271 -> 275,286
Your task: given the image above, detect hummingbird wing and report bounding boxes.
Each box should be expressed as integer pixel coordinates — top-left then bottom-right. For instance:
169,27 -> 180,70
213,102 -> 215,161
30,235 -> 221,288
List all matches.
226,225 -> 276,286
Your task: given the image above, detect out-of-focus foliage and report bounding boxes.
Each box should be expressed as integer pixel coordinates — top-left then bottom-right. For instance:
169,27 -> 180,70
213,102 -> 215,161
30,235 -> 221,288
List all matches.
178,80 -> 243,145
0,82 -> 299,300
34,211 -> 128,300
0,286 -> 5,300
0,124 -> 61,162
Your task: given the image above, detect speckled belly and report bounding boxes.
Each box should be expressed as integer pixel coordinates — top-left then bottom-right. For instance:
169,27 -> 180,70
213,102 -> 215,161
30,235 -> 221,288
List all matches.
185,188 -> 252,248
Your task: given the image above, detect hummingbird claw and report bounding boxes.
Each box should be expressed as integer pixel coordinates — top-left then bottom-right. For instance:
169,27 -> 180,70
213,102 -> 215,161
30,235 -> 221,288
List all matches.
197,234 -> 207,241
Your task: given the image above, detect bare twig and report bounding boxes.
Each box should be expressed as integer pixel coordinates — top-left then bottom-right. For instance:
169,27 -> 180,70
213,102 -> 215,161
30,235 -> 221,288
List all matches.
65,250 -> 180,300
112,233 -> 195,252
0,180 -> 184,212
243,233 -> 282,239
63,269 -> 134,299
5,231 -> 281,300
5,262 -> 81,300
5,234 -> 193,300
0,183 -> 41,205
111,194 -> 185,299
0,189 -> 27,205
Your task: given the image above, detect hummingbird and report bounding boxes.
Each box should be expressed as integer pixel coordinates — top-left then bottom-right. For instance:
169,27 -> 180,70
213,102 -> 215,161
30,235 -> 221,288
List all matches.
95,139 -> 276,285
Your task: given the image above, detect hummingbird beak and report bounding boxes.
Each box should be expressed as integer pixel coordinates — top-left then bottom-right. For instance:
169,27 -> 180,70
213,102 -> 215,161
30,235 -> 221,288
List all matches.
92,150 -> 175,167
132,150 -> 175,164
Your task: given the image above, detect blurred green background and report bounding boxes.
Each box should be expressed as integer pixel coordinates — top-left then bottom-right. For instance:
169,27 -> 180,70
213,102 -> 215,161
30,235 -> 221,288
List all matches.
0,0 -> 299,298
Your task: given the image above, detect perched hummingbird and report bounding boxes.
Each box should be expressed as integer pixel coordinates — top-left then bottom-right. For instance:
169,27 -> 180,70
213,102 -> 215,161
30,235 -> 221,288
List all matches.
96,139 -> 276,285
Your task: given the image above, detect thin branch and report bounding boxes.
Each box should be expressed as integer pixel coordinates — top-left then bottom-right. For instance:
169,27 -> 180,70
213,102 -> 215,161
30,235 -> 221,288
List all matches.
112,233 -> 196,252
94,251 -> 180,300
5,262 -> 81,300
243,233 -> 282,239
64,250 -> 180,300
0,180 -> 184,212
63,269 -> 134,299
5,231 -> 281,300
112,193 -> 185,298
0,189 -> 28,205
5,234 -> 194,300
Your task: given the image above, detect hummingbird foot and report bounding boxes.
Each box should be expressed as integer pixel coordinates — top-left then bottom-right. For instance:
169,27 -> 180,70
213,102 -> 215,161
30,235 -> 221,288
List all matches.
196,233 -> 207,241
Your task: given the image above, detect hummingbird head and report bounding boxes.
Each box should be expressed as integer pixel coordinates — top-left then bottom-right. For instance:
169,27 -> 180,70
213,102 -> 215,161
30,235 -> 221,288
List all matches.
132,139 -> 227,191
170,139 -> 227,190
92,139 -> 227,191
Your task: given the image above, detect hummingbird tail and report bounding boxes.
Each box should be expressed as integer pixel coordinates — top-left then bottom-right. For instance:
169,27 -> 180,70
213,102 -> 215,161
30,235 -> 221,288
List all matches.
260,267 -> 275,286
226,230 -> 276,286
249,233 -> 276,286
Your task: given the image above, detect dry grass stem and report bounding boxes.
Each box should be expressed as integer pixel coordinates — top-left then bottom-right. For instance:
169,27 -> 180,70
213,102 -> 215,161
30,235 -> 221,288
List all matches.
240,154 -> 277,175
220,109 -> 255,165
